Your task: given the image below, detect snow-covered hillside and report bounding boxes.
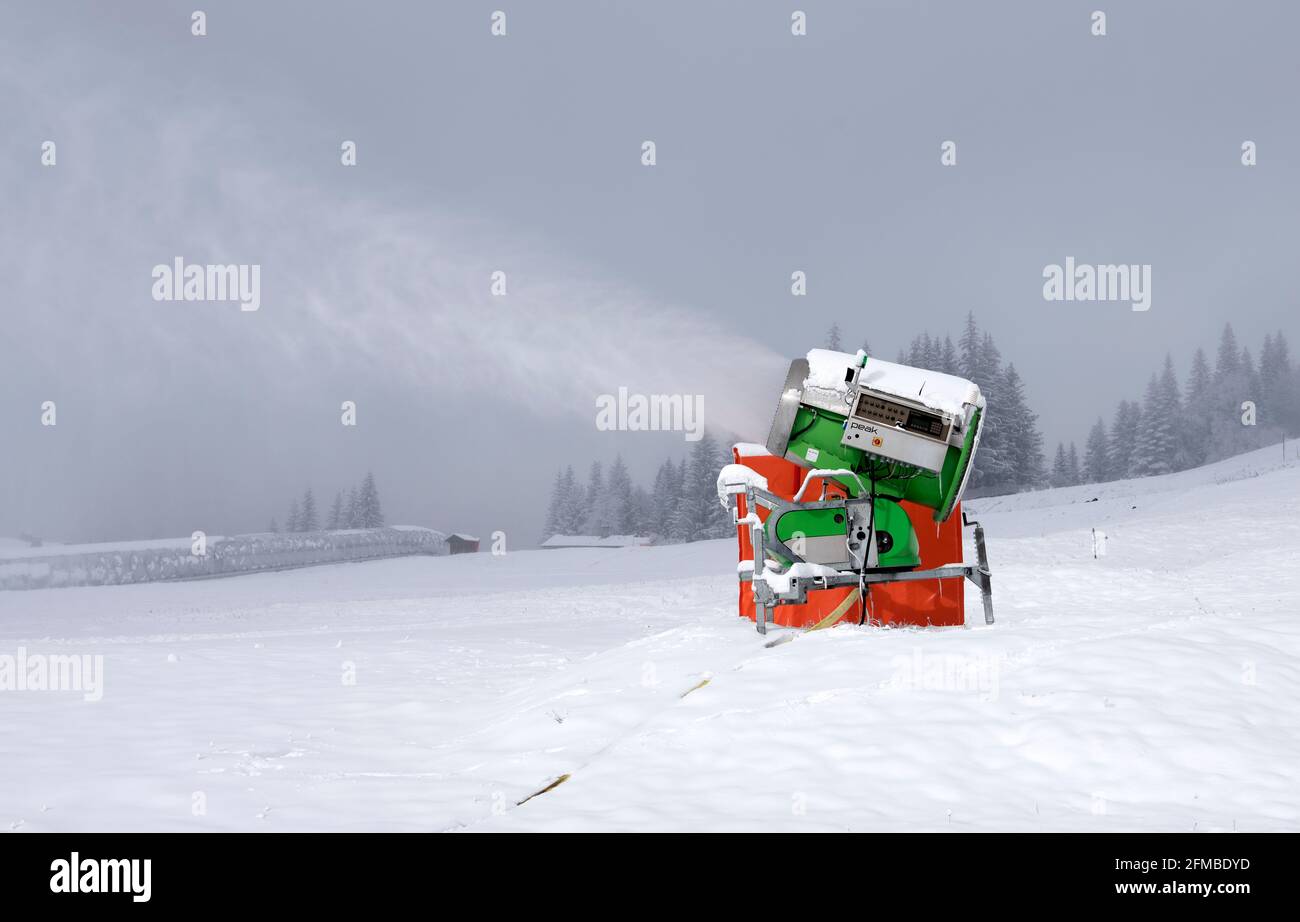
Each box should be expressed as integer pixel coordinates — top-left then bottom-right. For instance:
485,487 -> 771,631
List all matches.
2,444 -> 1298,831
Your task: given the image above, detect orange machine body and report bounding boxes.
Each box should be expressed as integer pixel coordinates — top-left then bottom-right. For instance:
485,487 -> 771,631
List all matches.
733,446 -> 965,629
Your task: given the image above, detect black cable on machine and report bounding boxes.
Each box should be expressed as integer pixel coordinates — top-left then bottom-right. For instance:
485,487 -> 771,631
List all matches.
859,471 -> 877,626
789,409 -> 819,442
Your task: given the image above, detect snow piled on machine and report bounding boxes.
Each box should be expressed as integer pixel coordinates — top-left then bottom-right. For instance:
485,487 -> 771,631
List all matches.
715,463 -> 769,510
804,348 -> 984,417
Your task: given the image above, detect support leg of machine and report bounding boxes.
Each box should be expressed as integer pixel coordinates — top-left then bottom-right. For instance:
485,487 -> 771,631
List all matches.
751,520 -> 769,634
974,523 -> 994,625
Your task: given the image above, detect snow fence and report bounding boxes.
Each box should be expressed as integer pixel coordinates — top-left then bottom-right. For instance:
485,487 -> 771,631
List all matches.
0,527 -> 448,591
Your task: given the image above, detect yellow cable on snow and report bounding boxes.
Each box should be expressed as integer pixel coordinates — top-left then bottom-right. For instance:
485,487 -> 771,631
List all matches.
805,588 -> 861,632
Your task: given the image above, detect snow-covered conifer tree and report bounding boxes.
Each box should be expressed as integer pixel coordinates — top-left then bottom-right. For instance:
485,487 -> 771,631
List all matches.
300,487 -> 319,532
604,455 -> 634,536
580,461 -> 604,536
1051,442 -> 1069,488
1083,418 -> 1109,483
542,469 -> 567,540
826,323 -> 842,351
358,472 -> 384,528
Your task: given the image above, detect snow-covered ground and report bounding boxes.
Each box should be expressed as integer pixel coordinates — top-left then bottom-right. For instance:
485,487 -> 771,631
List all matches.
3,443 -> 1299,831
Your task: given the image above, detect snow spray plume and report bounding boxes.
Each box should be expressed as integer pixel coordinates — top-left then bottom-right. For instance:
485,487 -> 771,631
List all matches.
0,57 -> 785,442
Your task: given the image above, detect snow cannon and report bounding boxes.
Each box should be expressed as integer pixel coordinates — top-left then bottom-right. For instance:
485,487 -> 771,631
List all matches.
768,349 -> 984,560
719,349 -> 994,634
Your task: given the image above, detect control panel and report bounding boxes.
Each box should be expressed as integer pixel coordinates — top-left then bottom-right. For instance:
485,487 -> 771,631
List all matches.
840,386 -> 954,473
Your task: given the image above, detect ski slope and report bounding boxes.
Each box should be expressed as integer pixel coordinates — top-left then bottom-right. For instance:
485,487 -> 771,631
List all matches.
2,444 -> 1299,832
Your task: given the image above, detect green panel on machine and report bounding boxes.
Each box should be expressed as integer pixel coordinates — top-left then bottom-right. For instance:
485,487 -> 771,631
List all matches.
773,355 -> 984,524
770,499 -> 920,569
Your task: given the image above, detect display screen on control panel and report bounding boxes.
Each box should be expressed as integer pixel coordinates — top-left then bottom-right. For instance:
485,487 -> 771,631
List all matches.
853,391 -> 950,442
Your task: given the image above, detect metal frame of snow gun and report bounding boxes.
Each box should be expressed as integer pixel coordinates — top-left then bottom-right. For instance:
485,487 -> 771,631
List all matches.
727,476 -> 993,635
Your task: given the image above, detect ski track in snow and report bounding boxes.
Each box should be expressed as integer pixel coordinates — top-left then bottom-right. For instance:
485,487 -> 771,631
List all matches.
1,445 -> 1298,831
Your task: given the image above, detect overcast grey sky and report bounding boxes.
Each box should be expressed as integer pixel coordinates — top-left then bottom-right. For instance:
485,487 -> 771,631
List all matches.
2,1 -> 1297,544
